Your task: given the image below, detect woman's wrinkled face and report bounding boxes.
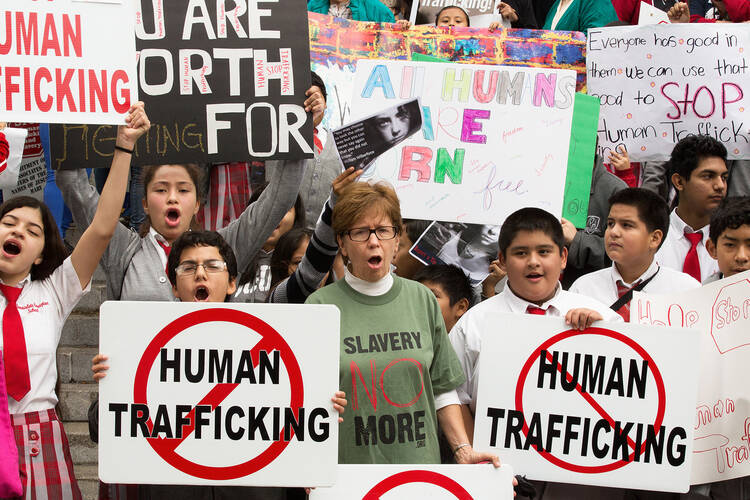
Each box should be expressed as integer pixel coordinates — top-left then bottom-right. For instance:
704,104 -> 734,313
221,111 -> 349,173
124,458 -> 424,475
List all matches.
338,210 -> 399,282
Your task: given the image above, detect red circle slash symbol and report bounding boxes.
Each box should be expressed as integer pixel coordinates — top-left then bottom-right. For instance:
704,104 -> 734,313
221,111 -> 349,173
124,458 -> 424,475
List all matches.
363,470 -> 474,499
515,327 -> 666,474
133,308 -> 304,480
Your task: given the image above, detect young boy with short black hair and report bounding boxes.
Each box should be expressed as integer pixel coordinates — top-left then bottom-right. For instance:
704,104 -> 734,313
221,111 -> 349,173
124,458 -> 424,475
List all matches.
414,264 -> 474,332
449,207 -> 622,499
570,188 -> 701,320
655,135 -> 728,282
705,196 -> 750,282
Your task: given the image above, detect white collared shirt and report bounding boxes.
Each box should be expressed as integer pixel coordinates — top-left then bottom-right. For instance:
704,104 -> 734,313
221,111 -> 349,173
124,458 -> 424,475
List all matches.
0,257 -> 90,414
148,226 -> 170,270
569,259 -> 701,309
655,210 -> 719,283
448,284 -> 622,410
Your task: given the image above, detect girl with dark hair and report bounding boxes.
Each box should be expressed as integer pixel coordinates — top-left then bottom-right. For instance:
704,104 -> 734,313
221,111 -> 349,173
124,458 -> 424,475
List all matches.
269,228 -> 312,290
1,103 -> 150,499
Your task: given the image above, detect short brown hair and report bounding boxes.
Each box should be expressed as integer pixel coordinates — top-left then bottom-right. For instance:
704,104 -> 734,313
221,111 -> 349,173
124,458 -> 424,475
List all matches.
332,182 -> 403,236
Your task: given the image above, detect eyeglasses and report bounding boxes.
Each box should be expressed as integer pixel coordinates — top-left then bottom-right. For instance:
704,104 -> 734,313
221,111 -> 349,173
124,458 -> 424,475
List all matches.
175,260 -> 227,276
344,226 -> 398,242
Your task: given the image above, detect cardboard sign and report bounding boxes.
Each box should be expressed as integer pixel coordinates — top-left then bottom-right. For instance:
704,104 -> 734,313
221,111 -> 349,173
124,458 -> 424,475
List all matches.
350,59 -> 576,225
308,13 -> 587,132
50,0 -> 313,167
473,315 -> 700,492
587,25 -> 750,161
310,464 -> 514,500
633,270 -> 750,484
0,0 -> 136,124
98,302 -> 340,487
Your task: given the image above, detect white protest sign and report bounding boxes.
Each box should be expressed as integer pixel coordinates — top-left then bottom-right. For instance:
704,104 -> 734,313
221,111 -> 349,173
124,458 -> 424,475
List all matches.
473,315 -> 700,492
633,269 -> 750,484
587,25 -> 750,161
0,128 -> 28,189
0,0 -> 137,124
310,464 -> 514,500
350,59 -> 576,225
98,302 -> 340,487
638,2 -> 671,25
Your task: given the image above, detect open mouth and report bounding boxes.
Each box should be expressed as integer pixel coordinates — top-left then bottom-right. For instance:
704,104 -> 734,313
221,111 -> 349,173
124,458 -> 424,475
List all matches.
368,256 -> 383,268
165,208 -> 181,227
526,273 -> 543,281
194,286 -> 209,301
3,241 -> 21,256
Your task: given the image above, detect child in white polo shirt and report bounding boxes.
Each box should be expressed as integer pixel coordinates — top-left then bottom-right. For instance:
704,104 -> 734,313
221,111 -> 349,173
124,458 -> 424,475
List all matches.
449,207 -> 622,500
570,188 -> 701,320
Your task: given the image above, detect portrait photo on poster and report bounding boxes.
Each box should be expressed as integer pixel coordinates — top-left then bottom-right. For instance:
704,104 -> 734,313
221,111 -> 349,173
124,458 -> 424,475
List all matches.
332,98 -> 423,172
409,221 -> 500,286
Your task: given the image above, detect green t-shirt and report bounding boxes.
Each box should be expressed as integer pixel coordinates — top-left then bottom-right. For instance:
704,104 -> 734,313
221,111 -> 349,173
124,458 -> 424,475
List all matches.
306,276 -> 465,464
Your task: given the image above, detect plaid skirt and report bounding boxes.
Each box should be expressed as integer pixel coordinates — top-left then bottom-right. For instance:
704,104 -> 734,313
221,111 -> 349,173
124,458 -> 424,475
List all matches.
8,409 -> 81,500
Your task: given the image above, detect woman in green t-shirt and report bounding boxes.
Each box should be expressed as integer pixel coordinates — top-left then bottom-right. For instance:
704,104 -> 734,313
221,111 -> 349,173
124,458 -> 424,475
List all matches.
306,182 -> 500,466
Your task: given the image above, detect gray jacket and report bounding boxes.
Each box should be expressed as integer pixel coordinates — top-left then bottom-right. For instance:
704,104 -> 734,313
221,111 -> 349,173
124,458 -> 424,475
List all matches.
56,160 -> 304,301
564,159 -> 628,288
299,129 -> 342,231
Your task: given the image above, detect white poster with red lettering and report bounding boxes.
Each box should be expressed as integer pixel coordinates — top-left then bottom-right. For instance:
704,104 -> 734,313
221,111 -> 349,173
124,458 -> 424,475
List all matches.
2,123 -> 46,200
0,127 -> 28,190
633,269 -> 750,484
310,464 -> 514,499
473,315 -> 700,492
1,0 -> 137,124
98,302 -> 340,486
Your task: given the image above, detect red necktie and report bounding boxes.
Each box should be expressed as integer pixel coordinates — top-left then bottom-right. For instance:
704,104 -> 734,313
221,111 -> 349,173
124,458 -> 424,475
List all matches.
0,284 -> 30,401
683,230 -> 703,282
157,240 -> 171,274
313,128 -> 323,154
615,280 -> 640,322
526,305 -> 547,315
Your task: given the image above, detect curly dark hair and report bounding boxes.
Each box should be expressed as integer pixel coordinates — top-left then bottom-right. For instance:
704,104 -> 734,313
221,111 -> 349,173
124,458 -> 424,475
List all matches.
709,196 -> 750,243
166,230 -> 238,287
667,135 -> 727,181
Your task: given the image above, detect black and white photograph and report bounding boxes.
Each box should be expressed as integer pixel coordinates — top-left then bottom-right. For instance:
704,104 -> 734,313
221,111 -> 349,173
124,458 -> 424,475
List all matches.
409,221 -> 500,286
332,98 -> 422,172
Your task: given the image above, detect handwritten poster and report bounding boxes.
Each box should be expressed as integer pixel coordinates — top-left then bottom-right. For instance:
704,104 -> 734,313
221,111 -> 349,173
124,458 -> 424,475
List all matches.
350,59 -> 576,225
633,270 -> 750,484
0,0 -> 136,124
587,25 -> 750,161
51,0 -> 313,167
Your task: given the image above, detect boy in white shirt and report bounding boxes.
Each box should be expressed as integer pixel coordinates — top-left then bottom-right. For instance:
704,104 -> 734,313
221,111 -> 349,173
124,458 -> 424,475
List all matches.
449,207 -> 622,500
570,188 -> 701,319
655,135 -> 728,282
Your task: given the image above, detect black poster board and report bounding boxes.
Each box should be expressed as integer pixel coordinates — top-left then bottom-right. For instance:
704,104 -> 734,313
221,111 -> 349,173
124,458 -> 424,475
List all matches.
52,0 -> 313,168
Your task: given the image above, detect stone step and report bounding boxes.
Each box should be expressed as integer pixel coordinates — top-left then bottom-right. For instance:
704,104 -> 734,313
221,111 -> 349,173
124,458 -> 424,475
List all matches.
58,383 -> 99,422
73,464 -> 99,500
58,347 -> 99,384
64,421 -> 97,466
61,313 -> 100,348
73,282 -> 107,313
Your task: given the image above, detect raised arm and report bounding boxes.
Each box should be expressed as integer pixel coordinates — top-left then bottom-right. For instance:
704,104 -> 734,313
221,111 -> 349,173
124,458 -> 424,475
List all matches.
269,167 -> 362,303
70,103 -> 150,289
218,158 -> 305,273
